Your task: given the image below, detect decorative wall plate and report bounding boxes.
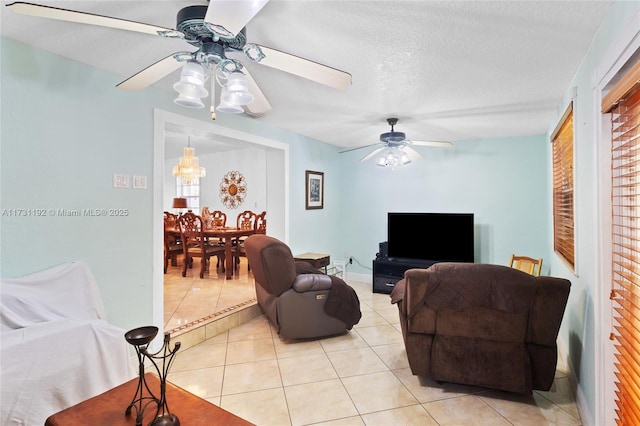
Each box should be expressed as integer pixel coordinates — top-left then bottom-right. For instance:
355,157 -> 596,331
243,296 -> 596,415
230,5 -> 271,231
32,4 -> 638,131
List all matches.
219,171 -> 247,209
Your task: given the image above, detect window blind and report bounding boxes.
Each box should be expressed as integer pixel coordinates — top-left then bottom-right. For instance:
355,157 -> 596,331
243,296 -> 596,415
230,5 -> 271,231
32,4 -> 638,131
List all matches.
609,80 -> 640,425
552,104 -> 575,269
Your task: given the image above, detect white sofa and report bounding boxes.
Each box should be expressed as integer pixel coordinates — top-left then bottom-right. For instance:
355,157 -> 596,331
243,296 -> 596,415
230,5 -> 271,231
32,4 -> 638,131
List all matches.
1,261 -> 134,425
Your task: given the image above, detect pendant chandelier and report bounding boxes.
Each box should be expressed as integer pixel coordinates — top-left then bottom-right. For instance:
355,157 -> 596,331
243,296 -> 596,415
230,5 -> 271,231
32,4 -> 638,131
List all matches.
172,137 -> 206,185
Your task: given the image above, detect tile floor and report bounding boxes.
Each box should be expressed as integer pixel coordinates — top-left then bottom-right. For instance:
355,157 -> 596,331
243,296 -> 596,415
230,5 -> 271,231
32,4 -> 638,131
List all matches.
165,276 -> 583,426
163,256 -> 257,335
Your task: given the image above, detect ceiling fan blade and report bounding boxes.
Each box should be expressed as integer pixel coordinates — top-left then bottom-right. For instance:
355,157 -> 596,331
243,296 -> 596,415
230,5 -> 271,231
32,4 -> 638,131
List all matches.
403,146 -> 423,161
360,147 -> 385,162
116,54 -> 185,91
6,2 -> 174,36
204,0 -> 269,38
243,69 -> 272,116
409,140 -> 454,148
339,143 -> 381,154
250,45 -> 352,89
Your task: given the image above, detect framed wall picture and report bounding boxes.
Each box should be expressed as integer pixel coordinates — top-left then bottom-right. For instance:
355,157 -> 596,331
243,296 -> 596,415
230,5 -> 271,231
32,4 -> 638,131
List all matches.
305,170 -> 324,210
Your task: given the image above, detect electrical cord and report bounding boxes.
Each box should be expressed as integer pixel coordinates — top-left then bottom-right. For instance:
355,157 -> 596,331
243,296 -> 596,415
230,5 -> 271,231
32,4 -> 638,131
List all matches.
347,256 -> 372,271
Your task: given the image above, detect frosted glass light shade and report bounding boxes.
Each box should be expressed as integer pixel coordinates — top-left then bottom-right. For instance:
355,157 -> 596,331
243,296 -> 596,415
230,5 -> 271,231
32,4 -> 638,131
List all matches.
220,71 -> 254,106
173,61 -> 208,108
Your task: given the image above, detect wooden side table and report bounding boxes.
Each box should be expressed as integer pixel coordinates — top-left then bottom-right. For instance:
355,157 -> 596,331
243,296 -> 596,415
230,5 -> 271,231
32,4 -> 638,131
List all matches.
294,252 -> 330,273
45,373 -> 253,426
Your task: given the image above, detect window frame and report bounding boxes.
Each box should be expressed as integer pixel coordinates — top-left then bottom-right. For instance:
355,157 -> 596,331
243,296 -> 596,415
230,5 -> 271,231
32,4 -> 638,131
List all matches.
176,176 -> 200,213
551,101 -> 577,272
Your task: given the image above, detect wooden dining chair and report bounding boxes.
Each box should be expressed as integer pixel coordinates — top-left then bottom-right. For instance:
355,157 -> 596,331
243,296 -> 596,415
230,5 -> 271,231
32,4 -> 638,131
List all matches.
234,210 -> 258,271
179,212 -> 226,278
255,211 -> 267,235
163,212 -> 182,274
211,210 -> 227,227
234,211 -> 267,271
509,254 -> 543,277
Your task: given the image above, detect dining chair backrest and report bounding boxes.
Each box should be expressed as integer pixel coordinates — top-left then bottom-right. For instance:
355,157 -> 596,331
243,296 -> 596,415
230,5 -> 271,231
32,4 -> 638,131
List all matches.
255,211 -> 267,234
509,254 -> 543,277
212,210 -> 227,227
236,210 -> 258,230
164,211 -> 178,231
179,212 -> 205,248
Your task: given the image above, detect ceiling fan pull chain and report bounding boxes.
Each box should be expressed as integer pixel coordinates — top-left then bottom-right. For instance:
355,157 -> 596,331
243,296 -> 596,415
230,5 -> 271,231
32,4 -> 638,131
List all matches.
210,65 -> 217,120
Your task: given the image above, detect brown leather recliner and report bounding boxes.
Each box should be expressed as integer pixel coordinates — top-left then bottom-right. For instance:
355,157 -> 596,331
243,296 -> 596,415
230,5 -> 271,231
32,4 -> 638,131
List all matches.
391,262 -> 570,394
244,234 -> 361,339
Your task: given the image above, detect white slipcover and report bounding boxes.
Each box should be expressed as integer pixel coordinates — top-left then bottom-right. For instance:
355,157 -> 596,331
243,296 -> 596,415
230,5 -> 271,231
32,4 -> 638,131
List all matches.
1,261 -> 134,425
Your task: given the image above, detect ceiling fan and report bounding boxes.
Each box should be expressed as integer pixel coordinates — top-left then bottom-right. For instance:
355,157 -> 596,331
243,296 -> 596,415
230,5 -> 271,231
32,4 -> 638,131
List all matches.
340,118 -> 453,168
5,1 -> 352,117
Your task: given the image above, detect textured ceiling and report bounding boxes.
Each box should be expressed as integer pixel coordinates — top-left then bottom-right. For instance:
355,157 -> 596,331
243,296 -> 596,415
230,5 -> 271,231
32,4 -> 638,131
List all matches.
1,0 -> 613,156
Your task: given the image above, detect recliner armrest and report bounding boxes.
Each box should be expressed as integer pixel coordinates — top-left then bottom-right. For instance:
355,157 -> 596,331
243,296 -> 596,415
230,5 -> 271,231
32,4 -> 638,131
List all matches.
292,274 -> 332,292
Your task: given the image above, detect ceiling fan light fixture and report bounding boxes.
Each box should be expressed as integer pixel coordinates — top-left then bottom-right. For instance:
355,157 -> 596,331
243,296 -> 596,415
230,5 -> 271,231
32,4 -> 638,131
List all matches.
376,147 -> 410,169
221,71 -> 254,106
173,61 -> 208,108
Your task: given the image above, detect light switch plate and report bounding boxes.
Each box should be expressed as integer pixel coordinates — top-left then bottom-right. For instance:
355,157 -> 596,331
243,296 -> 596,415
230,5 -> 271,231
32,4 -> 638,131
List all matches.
113,174 -> 130,188
133,175 -> 147,189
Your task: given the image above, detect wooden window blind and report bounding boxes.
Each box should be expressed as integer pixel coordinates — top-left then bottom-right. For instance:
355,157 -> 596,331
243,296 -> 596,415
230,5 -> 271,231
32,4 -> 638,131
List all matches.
609,77 -> 640,426
552,103 -> 575,269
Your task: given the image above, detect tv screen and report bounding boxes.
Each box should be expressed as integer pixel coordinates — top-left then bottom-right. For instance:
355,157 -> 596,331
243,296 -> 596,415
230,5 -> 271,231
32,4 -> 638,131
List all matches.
387,212 -> 474,262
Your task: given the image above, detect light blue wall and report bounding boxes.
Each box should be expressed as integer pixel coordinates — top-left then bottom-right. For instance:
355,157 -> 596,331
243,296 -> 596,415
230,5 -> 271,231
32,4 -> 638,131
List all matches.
339,135 -> 549,273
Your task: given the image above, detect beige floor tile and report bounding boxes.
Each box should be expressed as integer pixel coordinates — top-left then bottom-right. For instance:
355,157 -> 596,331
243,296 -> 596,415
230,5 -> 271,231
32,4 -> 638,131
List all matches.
222,359 -> 282,395
480,390 -> 582,425
355,324 -> 404,346
171,341 -> 227,372
423,394 -> 511,425
363,294 -> 396,311
228,316 -> 273,341
326,347 -> 388,377
319,330 -> 369,353
225,338 -> 276,364
534,376 -> 581,419
341,371 -> 418,414
221,388 -> 291,426
361,404 -> 439,425
393,368 -> 485,403
376,307 -> 401,324
273,337 -> 325,359
371,343 -> 410,370
168,366 -> 224,399
284,379 -> 359,425
312,416 -> 365,426
278,353 -> 338,386
353,309 -> 389,328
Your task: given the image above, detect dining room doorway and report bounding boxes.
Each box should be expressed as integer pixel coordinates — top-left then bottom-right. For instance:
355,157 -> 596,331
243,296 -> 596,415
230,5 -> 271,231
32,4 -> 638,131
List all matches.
153,109 -> 289,333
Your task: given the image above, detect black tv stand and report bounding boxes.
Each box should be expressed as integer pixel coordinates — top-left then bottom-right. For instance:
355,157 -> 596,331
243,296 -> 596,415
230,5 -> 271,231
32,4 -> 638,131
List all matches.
373,257 -> 436,294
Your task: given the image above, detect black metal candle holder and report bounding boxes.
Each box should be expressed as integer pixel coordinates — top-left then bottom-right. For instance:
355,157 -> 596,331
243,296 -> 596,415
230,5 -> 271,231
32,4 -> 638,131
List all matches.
124,326 -> 181,426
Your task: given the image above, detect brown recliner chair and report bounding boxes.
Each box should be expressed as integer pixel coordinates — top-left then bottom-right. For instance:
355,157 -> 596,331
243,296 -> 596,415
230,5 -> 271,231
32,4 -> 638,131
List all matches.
391,262 -> 570,394
244,234 -> 361,339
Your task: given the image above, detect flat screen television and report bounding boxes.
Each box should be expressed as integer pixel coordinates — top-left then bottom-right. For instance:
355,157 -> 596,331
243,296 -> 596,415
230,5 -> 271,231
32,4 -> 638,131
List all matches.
387,212 -> 474,263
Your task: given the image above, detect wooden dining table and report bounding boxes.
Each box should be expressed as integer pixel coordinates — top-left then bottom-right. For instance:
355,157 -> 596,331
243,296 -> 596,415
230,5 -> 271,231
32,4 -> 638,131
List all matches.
167,225 -> 256,279
203,226 -> 256,279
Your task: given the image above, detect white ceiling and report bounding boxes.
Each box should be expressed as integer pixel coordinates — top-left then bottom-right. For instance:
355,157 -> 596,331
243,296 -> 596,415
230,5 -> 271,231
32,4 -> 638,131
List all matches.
1,0 -> 613,156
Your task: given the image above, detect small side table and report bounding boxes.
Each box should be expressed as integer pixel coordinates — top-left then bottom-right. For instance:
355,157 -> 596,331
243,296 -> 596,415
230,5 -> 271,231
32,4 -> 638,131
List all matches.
294,252 -> 330,273
45,373 -> 253,426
